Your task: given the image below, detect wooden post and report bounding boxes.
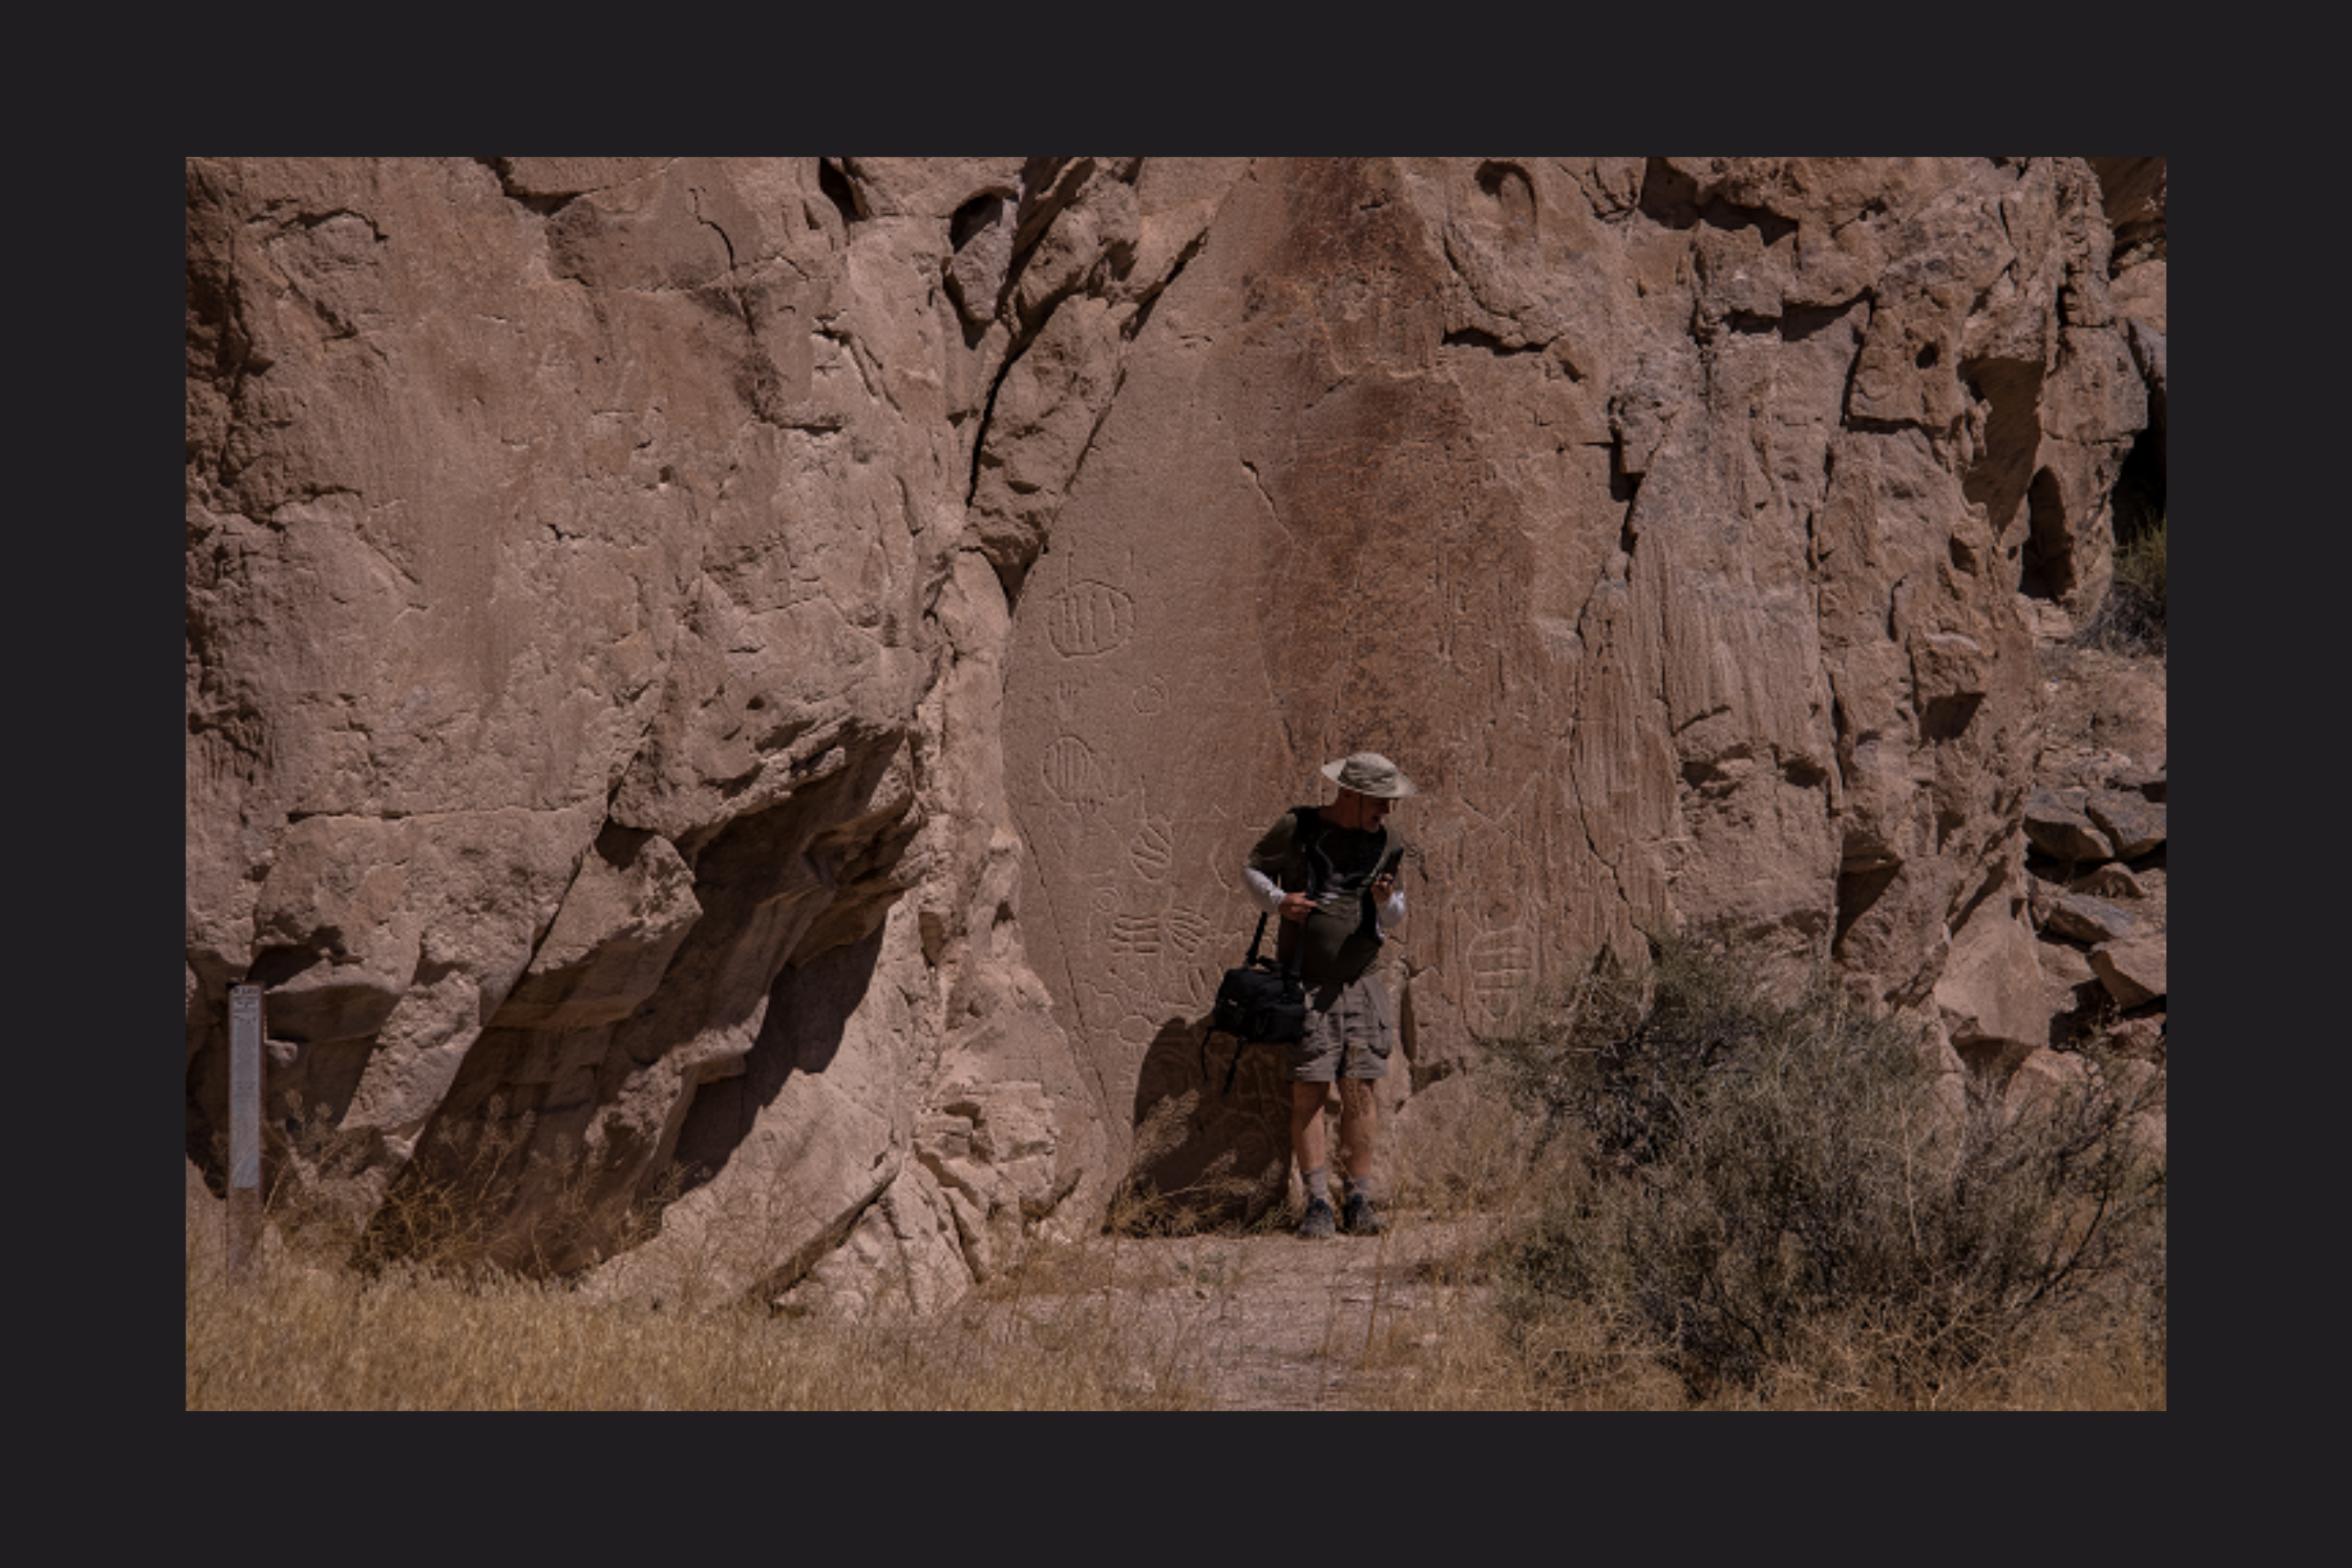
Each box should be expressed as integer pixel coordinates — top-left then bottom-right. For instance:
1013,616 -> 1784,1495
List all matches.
228,984 -> 263,1279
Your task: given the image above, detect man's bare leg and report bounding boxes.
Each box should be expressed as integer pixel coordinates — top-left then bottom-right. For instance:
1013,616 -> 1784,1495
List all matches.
1291,1080 -> 1334,1178
1290,1081 -> 1341,1233
1335,1078 -> 1378,1184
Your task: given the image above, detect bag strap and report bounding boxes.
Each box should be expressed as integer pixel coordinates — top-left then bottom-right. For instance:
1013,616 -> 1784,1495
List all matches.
1201,807 -> 1328,1088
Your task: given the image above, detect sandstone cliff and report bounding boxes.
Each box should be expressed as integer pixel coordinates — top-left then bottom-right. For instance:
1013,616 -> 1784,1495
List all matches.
186,157 -> 2160,1306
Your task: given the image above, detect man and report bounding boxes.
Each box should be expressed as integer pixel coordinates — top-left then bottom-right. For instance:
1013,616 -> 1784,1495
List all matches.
1242,751 -> 1415,1239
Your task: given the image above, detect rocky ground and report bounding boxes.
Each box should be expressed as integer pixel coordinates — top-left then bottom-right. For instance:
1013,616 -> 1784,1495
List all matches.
952,1211 -> 1504,1409
2024,634 -> 2167,1067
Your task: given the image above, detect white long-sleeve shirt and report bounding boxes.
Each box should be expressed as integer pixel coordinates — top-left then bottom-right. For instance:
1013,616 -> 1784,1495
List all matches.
1243,863 -> 1406,934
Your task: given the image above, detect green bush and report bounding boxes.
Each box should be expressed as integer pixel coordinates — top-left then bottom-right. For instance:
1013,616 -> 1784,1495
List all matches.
1486,937 -> 2166,1403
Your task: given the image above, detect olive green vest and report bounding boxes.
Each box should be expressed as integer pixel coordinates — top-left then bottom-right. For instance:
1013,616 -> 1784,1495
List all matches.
1245,807 -> 1403,986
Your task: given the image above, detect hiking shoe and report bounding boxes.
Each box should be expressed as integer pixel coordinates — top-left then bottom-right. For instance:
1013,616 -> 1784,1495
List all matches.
1341,1191 -> 1383,1236
1295,1198 -> 1336,1240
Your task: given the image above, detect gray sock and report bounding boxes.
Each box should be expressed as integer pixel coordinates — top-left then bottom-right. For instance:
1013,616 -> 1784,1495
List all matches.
1344,1174 -> 1375,1204
1303,1167 -> 1331,1206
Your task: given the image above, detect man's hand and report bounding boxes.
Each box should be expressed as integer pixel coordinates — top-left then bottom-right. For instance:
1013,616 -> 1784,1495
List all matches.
1370,872 -> 1397,904
1280,891 -> 1315,923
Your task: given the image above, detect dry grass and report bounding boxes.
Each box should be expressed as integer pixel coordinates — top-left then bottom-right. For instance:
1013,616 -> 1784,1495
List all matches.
186,1183 -> 1205,1409
2078,516 -> 2166,658
188,946 -> 2164,1409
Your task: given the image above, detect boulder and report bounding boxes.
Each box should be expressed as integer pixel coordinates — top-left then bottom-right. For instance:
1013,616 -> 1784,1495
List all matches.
2001,1046 -> 2090,1122
2044,892 -> 2139,945
1935,902 -> 2050,1073
2085,789 -> 2166,859
2111,762 -> 2166,803
2038,939 -> 2095,989
2071,862 -> 2146,900
2024,788 -> 2116,862
2091,936 -> 2168,1008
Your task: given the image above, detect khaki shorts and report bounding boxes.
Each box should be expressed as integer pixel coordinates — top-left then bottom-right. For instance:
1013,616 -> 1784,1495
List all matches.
1286,973 -> 1396,1082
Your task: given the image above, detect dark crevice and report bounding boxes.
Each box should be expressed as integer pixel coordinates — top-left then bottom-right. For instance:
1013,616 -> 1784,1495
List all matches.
966,341 -> 1022,511
1845,412 -> 1918,437
1783,301 -> 1858,342
1832,862 -> 1901,958
950,192 -> 1004,252
2111,420 -> 2166,545
1442,327 -> 1544,355
1781,752 -> 1829,789
1639,159 -> 1702,228
1607,435 -> 1642,508
1919,692 -> 1984,743
1008,158 -> 1092,269
1710,201 -> 1796,246
247,943 -> 326,991
474,157 -> 575,216
819,159 -> 865,226
2018,467 -> 2072,603
1635,159 -> 1797,243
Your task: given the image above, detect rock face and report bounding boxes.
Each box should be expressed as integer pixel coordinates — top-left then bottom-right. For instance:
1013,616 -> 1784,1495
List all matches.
186,157 -> 2154,1300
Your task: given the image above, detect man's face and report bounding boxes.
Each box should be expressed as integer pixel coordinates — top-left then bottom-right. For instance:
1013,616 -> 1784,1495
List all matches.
1333,788 -> 1393,830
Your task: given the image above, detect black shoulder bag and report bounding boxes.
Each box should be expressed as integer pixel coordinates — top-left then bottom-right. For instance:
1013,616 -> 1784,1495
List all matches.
1201,808 -> 1330,1094
1202,910 -> 1308,1094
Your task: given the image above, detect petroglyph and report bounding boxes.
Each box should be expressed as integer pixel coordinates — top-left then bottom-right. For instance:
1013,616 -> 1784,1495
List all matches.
1108,912 -> 1163,957
1045,579 -> 1136,658
1043,733 -> 1115,814
1129,816 -> 1175,881
1467,923 -> 1538,1029
1132,677 -> 1169,716
1162,905 -> 1210,957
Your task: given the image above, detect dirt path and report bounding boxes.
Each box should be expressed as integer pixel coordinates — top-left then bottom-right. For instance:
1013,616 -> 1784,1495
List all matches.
960,1211 -> 1502,1409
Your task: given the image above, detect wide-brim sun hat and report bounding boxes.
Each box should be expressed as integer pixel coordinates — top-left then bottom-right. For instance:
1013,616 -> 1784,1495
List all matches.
1321,751 -> 1416,798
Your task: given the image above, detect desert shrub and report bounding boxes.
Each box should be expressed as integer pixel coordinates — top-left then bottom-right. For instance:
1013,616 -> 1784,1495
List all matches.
2078,516 -> 2166,657
1486,937 -> 2166,1404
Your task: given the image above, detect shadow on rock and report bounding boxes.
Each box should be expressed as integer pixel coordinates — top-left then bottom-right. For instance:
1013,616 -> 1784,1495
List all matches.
1108,1015 -> 1293,1234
